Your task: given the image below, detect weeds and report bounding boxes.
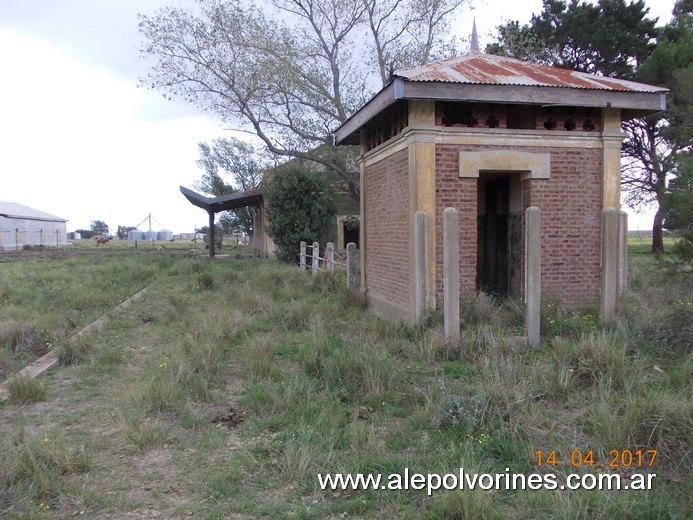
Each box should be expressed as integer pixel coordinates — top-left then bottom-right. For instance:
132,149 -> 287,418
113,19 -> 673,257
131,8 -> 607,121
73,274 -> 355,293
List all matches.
0,249 -> 689,518
56,332 -> 95,366
7,373 -> 47,403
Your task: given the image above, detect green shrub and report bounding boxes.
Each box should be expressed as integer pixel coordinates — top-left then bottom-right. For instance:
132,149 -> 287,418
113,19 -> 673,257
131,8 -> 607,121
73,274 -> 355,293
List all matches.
264,166 -> 336,263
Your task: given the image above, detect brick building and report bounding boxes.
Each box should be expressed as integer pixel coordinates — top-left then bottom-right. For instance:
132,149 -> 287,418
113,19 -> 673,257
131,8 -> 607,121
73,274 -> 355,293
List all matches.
333,51 -> 666,323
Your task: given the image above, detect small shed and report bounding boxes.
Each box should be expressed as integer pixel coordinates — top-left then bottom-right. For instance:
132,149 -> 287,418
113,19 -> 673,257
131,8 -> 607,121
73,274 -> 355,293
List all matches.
333,50 -> 666,323
0,201 -> 68,251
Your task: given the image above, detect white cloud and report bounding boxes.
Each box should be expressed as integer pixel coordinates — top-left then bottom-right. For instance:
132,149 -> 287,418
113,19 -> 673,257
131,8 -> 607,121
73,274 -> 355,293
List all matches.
0,28 -> 223,233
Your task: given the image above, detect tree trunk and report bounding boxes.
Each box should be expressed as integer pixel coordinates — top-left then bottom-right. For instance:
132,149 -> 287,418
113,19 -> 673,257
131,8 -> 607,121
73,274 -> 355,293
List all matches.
652,209 -> 664,253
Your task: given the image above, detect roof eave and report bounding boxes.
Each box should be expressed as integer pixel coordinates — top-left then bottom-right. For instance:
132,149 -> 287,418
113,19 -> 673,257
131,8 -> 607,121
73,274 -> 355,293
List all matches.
333,81 -> 666,144
333,80 -> 401,146
180,186 -> 263,213
400,82 -> 666,114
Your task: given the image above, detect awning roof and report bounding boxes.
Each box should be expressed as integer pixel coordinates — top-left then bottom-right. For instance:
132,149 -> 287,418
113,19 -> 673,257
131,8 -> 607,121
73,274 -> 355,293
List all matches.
179,186 -> 263,213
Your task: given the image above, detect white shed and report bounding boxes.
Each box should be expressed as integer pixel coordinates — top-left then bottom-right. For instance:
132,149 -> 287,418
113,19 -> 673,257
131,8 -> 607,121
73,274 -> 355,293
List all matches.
0,201 -> 68,251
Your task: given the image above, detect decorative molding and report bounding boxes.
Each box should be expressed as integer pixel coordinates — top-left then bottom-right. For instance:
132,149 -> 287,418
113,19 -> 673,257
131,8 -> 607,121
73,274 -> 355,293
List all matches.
459,150 -> 551,179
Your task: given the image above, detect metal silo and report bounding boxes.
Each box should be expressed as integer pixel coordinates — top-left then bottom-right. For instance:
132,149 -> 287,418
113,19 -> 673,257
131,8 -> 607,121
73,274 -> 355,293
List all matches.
157,230 -> 173,241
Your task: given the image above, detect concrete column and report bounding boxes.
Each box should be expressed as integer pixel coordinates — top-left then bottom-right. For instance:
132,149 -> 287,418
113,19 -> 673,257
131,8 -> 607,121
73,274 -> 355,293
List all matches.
312,242 -> 320,275
443,208 -> 460,344
414,210 -> 428,323
617,211 -> 628,296
525,207 -> 541,347
347,242 -> 357,290
602,108 -> 625,210
408,100 -> 437,311
326,242 -> 335,272
601,208 -> 619,323
300,241 -> 306,271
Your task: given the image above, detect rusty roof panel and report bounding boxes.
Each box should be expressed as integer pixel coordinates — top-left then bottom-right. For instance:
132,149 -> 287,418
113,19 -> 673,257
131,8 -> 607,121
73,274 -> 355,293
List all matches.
396,53 -> 667,93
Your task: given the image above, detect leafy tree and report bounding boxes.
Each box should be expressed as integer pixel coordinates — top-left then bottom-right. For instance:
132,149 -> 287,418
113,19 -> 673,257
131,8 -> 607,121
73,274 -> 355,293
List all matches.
90,220 -> 109,236
486,0 -> 658,76
139,0 -> 468,198
622,1 -> 692,251
116,225 -> 137,239
264,167 -> 336,263
195,137 -> 267,235
662,152 -> 692,233
488,0 -> 692,253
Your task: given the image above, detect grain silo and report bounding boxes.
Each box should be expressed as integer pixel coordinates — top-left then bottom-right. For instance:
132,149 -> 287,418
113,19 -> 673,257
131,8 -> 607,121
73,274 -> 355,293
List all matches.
157,230 -> 173,241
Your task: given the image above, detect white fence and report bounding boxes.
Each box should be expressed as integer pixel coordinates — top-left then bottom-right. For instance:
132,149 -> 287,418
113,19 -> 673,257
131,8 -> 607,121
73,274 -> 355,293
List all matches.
299,241 -> 358,290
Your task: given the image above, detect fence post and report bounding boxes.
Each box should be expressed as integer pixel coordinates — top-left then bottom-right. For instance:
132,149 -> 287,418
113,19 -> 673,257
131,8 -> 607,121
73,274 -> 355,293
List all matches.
617,211 -> 628,296
312,241 -> 319,275
525,206 -> 541,347
326,242 -> 335,272
443,208 -> 460,345
601,208 -> 619,323
414,210 -> 428,324
347,242 -> 357,290
300,241 -> 306,271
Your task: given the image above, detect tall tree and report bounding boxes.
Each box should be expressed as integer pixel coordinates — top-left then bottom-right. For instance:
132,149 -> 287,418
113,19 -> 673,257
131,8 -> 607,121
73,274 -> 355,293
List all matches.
90,220 -> 109,236
195,137 -> 267,234
139,0 -> 468,198
622,0 -> 692,251
487,0 -> 692,253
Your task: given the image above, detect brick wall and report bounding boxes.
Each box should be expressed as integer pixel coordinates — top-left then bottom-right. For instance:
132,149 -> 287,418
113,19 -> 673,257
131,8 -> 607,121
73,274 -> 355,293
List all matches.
435,144 -> 602,306
364,149 -> 410,306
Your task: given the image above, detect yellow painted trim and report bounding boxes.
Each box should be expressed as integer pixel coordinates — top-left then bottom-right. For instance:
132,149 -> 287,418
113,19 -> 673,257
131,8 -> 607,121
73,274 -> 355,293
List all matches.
601,108 -> 625,209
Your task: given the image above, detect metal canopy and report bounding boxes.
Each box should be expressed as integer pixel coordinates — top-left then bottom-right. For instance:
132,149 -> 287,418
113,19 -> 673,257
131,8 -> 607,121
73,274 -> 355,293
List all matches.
179,186 -> 263,257
179,186 -> 263,213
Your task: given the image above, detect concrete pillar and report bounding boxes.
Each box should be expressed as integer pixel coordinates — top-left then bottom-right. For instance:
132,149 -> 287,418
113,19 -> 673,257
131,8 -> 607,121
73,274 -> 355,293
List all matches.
347,242 -> 357,290
300,241 -> 306,271
414,210 -> 428,323
525,207 -> 541,347
617,211 -> 628,296
326,242 -> 335,272
312,242 -> 320,275
602,108 -> 625,210
443,208 -> 460,344
601,208 -> 619,323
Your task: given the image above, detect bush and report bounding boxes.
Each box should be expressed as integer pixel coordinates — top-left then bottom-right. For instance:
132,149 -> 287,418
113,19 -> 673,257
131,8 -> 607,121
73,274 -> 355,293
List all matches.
264,167 -> 336,263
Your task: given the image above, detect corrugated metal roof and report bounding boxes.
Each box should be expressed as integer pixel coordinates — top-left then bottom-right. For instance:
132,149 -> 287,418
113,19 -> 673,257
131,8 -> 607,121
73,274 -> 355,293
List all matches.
395,52 -> 667,93
0,201 -> 68,222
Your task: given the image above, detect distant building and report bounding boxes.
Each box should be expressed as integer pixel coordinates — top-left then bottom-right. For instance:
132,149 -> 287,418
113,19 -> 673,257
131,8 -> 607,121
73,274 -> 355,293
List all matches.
0,201 -> 68,251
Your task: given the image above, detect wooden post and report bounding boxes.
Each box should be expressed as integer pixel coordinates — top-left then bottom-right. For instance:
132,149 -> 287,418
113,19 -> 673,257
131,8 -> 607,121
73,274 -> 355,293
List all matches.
326,242 -> 335,272
312,242 -> 319,275
443,208 -> 460,345
347,242 -> 357,290
525,207 -> 541,347
300,241 -> 307,271
414,211 -> 428,324
208,210 -> 215,258
601,208 -> 619,323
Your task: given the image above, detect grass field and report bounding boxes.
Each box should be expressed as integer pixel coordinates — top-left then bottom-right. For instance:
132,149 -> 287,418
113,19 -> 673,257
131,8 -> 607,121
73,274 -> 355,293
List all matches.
0,247 -> 690,518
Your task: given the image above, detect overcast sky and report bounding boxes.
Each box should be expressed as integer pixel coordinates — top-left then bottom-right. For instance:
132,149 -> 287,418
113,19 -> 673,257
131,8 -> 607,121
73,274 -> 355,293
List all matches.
0,0 -> 675,233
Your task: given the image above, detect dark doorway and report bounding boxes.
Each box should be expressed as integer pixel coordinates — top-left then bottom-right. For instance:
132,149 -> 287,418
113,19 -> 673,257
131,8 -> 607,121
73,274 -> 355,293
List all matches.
477,173 -> 522,297
344,223 -> 360,249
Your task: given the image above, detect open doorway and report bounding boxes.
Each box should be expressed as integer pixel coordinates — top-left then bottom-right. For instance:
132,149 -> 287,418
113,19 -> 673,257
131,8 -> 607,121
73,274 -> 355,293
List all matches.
476,172 -> 523,298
